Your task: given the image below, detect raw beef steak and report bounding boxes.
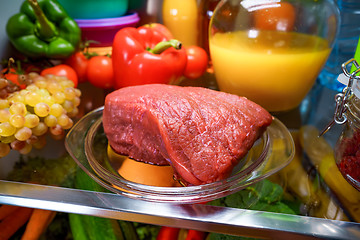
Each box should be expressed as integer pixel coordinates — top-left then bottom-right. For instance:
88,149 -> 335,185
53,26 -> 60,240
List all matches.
103,84 -> 273,185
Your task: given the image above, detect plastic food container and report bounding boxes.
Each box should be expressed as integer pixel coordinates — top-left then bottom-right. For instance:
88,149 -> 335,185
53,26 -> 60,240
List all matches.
58,0 -> 129,19
75,12 -> 140,47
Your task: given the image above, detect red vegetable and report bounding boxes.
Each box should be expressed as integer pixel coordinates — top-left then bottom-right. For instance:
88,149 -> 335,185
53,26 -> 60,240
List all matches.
1,68 -> 26,89
141,23 -> 174,40
86,55 -> 114,89
64,51 -> 89,83
41,64 -> 78,87
157,226 -> 180,240
185,229 -> 207,240
253,2 -> 296,32
112,26 -> 187,89
183,46 -> 209,79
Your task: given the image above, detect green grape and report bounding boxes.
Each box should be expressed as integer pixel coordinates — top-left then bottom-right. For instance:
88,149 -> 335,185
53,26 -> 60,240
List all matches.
0,99 -> 9,109
9,102 -> 27,116
19,142 -> 32,154
49,103 -> 64,117
63,118 -> 74,130
31,122 -> 48,136
47,81 -> 62,94
24,114 -> 40,128
0,109 -> 11,122
10,139 -> 25,151
64,87 -> 76,100
26,135 -> 38,145
1,135 -> 15,144
0,122 -> 16,137
32,135 -> 46,149
74,88 -> 81,97
52,92 -> 65,104
57,114 -> 70,128
0,78 -> 8,89
49,124 -> 64,136
9,114 -> 25,128
34,102 -> 50,117
38,88 -> 50,98
0,72 -> 82,155
8,92 -> 25,103
26,84 -> 39,92
67,107 -> 79,118
72,96 -> 81,107
15,127 -> 32,141
28,72 -> 40,80
34,78 -> 47,89
44,115 -> 57,127
0,142 -> 10,157
62,100 -> 74,113
59,77 -> 74,88
24,91 -> 42,107
42,95 -> 54,106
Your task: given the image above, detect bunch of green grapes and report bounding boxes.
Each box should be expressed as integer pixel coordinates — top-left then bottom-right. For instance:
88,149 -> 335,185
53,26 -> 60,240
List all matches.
0,72 -> 81,158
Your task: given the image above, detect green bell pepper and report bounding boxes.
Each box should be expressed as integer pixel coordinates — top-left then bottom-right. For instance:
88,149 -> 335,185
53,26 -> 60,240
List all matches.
6,0 -> 81,59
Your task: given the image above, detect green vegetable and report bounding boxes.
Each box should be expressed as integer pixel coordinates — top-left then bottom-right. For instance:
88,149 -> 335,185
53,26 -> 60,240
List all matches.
69,168 -> 133,240
6,0 -> 81,59
133,222 -> 160,240
208,180 -> 298,240
6,154 -> 77,187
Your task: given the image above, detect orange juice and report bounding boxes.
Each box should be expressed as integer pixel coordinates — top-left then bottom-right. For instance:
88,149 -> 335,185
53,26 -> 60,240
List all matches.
209,30 -> 331,112
162,0 -> 198,46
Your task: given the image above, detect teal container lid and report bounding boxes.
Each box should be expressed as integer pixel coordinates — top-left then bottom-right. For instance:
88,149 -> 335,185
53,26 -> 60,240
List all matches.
58,0 -> 129,19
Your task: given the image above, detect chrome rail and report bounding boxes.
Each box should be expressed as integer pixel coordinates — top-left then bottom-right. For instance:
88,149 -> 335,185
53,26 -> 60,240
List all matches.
1,180 -> 359,239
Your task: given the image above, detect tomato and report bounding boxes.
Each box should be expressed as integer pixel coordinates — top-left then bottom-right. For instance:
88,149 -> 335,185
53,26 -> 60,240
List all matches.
253,2 -> 296,32
1,68 -> 26,89
86,56 -> 114,89
65,52 -> 89,83
183,46 -> 209,80
41,64 -> 78,87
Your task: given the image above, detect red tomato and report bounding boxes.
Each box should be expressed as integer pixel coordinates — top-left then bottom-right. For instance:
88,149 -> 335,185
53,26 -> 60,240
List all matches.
183,46 -> 209,80
41,64 -> 78,87
253,2 -> 296,32
1,68 -> 26,89
65,52 -> 89,83
86,56 -> 114,89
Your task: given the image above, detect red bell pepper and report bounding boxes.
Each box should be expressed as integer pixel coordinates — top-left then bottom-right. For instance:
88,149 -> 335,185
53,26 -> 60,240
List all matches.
112,25 -> 187,89
156,226 -> 181,240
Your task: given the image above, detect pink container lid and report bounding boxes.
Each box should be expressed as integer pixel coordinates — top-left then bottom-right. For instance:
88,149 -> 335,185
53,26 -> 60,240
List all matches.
75,12 -> 139,28
75,12 -> 140,47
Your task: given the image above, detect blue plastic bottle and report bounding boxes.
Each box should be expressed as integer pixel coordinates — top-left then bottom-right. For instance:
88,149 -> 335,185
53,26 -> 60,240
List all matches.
318,0 -> 360,92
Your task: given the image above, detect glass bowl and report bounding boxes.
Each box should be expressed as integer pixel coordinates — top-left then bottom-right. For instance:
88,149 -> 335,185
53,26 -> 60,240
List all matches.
209,0 -> 340,112
65,106 -> 295,203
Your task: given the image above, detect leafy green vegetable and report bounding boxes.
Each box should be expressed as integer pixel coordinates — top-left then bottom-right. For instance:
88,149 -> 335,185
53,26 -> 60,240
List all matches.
208,179 -> 299,240
133,222 -> 160,240
6,153 -> 77,187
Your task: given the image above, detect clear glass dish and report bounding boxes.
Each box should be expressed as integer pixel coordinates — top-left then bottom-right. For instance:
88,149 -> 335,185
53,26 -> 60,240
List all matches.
65,106 -> 295,203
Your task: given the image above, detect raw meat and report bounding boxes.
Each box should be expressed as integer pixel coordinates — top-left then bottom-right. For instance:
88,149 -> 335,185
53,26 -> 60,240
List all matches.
103,84 -> 273,185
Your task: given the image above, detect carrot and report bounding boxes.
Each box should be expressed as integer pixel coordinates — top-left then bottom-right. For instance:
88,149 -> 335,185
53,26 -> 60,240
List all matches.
0,205 -> 21,221
21,209 -> 56,240
0,207 -> 33,240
